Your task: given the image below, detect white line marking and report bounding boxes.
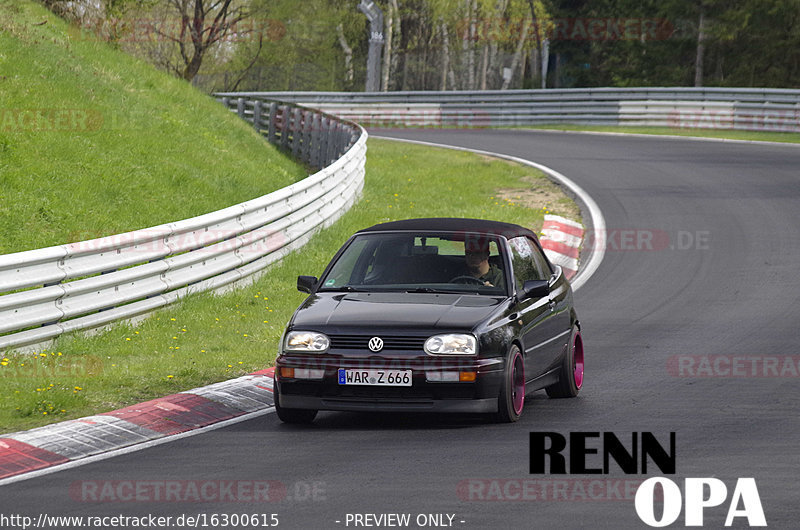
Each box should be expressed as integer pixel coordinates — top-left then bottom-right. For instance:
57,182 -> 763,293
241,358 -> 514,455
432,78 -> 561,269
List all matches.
0,408 -> 276,487
371,135 -> 606,291
515,127 -> 800,148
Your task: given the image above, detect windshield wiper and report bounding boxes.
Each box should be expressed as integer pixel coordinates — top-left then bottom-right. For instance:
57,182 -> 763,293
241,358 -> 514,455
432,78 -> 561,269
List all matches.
321,285 -> 368,292
405,287 -> 466,294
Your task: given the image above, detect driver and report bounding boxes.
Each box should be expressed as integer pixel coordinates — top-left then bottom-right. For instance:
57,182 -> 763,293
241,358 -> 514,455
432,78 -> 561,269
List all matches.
463,245 -> 504,287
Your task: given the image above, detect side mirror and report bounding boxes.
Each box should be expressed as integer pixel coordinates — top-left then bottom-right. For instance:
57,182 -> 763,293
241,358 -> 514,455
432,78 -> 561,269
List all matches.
297,275 -> 318,293
521,279 -> 549,300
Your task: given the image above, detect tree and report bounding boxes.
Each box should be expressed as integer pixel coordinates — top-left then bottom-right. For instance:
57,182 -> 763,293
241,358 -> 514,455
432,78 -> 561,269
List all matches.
158,0 -> 251,81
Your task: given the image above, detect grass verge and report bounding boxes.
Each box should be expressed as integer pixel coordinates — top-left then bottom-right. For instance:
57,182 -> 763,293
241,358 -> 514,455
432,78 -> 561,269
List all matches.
518,124 -> 800,144
0,0 -> 306,255
0,138 -> 578,433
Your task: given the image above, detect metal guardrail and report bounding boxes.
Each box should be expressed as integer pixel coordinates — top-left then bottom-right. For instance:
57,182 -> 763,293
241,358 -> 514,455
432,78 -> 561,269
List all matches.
216,88 -> 800,132
0,99 -> 366,352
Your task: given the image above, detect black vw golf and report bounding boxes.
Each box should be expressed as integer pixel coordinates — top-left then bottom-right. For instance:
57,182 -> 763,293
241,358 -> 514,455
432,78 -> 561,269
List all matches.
274,218 -> 583,423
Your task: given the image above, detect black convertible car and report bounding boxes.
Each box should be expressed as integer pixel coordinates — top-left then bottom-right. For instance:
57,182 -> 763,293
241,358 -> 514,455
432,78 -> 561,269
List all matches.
274,218 -> 583,423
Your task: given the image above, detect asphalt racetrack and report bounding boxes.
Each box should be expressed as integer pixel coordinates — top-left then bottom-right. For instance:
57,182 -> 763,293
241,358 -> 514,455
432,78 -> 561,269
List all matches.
2,129 -> 799,529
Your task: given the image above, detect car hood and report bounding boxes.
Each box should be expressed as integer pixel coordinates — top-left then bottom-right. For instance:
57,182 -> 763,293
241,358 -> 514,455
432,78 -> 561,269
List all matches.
291,292 -> 506,331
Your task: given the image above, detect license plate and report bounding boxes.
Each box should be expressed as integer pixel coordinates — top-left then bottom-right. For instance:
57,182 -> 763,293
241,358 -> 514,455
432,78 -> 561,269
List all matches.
338,369 -> 412,386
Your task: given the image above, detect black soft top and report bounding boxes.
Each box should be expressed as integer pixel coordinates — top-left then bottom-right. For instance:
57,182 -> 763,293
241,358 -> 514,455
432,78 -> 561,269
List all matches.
358,218 -> 537,240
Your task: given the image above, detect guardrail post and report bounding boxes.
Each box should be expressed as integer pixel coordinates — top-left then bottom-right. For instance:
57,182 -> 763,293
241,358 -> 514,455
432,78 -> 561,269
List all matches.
302,111 -> 313,164
280,105 -> 290,150
236,98 -> 245,120
318,117 -> 329,168
253,100 -> 262,132
291,107 -> 302,158
268,102 -> 278,144
311,114 -> 323,169
326,121 -> 338,165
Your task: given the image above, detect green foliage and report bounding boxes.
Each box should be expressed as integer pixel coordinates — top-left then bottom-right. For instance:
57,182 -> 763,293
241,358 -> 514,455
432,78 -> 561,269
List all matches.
0,0 -> 307,254
547,0 -> 800,88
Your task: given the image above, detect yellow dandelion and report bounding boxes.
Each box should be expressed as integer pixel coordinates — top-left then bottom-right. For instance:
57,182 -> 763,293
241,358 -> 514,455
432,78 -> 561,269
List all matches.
0,361 -> 7,367
172,336 -> 178,339
170,318 -> 176,321
57,352 -> 62,356
243,334 -> 249,337
74,386 -> 82,391
200,350 -> 206,353
134,331 -> 139,335
167,375 -> 174,379
125,337 -> 131,341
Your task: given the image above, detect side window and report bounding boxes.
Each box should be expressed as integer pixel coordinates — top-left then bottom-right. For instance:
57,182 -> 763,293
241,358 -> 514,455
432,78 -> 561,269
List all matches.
528,239 -> 553,279
508,236 -> 550,291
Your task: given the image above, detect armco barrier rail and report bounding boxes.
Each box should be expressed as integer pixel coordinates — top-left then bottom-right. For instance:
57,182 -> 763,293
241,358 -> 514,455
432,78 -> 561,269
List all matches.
0,99 -> 366,352
216,88 -> 800,132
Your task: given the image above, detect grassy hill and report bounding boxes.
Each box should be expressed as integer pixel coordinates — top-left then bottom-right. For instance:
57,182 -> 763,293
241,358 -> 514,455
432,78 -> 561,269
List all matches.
0,0 -> 307,255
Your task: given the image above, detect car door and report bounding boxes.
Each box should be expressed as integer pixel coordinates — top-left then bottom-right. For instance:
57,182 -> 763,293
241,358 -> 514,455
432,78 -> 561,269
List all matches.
507,236 -> 565,382
529,237 -> 572,370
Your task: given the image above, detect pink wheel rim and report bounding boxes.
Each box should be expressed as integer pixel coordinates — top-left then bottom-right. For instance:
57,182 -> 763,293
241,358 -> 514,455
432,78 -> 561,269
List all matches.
511,352 -> 525,415
573,333 -> 584,389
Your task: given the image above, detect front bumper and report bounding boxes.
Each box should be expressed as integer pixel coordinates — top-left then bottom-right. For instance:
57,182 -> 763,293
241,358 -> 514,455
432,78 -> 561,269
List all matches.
275,355 -> 504,414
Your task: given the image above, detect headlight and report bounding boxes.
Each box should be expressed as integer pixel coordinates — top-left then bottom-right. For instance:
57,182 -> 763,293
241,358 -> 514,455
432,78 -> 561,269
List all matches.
424,334 -> 477,355
284,331 -> 330,353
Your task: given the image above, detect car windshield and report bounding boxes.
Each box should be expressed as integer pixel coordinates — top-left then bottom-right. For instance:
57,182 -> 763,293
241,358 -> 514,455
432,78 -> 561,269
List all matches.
318,232 -> 508,295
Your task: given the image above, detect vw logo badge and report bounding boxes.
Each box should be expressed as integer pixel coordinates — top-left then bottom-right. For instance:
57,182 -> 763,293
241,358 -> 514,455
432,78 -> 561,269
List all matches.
368,337 -> 384,352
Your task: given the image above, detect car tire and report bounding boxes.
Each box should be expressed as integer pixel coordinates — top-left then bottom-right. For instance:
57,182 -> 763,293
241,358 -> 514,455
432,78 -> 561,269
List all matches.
545,326 -> 583,398
274,386 -> 318,424
493,345 -> 525,423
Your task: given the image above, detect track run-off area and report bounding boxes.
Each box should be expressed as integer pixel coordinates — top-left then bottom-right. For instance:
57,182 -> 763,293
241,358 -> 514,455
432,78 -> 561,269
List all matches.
2,129 -> 799,529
